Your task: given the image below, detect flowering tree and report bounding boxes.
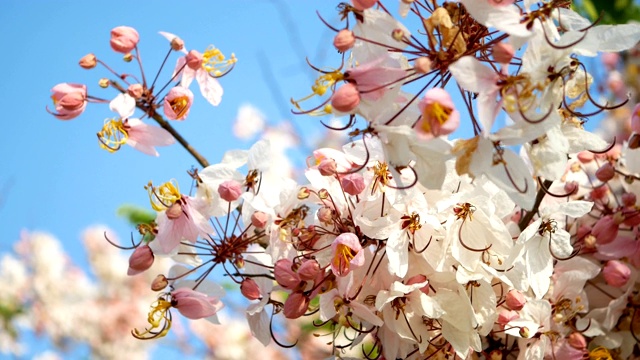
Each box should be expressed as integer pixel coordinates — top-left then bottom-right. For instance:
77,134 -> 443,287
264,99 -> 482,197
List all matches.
41,1 -> 640,359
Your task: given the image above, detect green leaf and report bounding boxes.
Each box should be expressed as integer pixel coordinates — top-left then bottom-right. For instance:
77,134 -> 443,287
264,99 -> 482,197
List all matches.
117,204 -> 156,225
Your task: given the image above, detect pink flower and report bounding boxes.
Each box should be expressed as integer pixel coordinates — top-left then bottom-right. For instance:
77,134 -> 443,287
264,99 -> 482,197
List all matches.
330,232 -> 365,276
274,259 -> 301,290
127,244 -> 154,276
171,288 -> 223,320
110,26 -> 140,53
591,214 -> 621,245
154,196 -> 214,254
163,86 -> 194,120
345,57 -> 407,101
603,260 -> 631,288
416,88 -> 460,138
492,42 -> 514,64
47,83 -> 87,120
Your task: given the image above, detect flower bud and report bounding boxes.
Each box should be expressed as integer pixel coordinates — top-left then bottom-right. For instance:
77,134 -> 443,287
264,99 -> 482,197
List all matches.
283,292 -> 309,319
414,57 -> 432,74
251,211 -> 268,229
576,151 -> 594,163
352,0 -> 377,10
123,53 -> 134,62
567,332 -> 587,349
47,83 -> 87,120
631,103 -> 640,133
406,274 -> 429,294
564,181 -> 578,195
185,50 -> 203,70
79,53 -> 97,69
163,86 -> 194,121
110,26 -> 140,53
318,158 -> 338,176
151,274 -> 169,291
240,278 -> 262,300
127,244 -> 154,276
274,259 -> 301,289
603,260 -> 631,288
331,83 -> 360,113
591,215 -> 619,245
492,42 -> 514,64
99,78 -> 110,88
391,28 -> 405,42
166,202 -> 183,220
298,259 -> 321,281
497,309 -> 519,328
595,162 -> 615,182
218,180 -> 243,202
317,207 -> 334,223
170,37 -> 185,51
505,290 -> 526,311
601,52 -> 620,70
333,30 -> 355,52
589,185 -> 609,200
127,83 -> 144,99
622,192 -> 636,207
341,173 -> 366,195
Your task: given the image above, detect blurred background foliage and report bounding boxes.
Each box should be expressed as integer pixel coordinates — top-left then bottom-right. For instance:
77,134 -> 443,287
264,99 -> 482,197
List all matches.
573,0 -> 640,25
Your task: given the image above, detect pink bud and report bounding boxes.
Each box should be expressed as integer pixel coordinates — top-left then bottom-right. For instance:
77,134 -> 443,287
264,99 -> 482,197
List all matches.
564,181 -> 578,195
505,290 -> 526,311
341,173 -> 365,195
406,274 -> 429,294
163,86 -> 194,121
631,103 -> 640,134
497,309 -> 519,328
251,211 -> 269,229
414,57 -> 432,74
591,215 -> 619,245
331,83 -> 360,113
576,151 -> 594,163
601,52 -> 620,70
589,185 -> 609,200
171,288 -> 223,320
185,50 -> 203,70
318,158 -> 338,176
127,83 -> 144,99
352,0 -> 377,11
317,207 -> 334,223
331,232 -> 364,276
595,162 -> 615,182
110,26 -> 140,54
166,202 -> 183,220
127,245 -> 154,276
567,332 -> 587,350
416,88 -> 460,137
333,30 -> 355,52
79,53 -> 97,69
48,83 -> 87,120
274,259 -> 301,289
283,292 -> 309,319
298,259 -> 321,281
240,278 -> 262,300
492,42 -> 515,64
603,260 -> 631,288
623,208 -> 640,227
218,180 -> 243,202
151,274 -> 168,291
622,192 -> 636,207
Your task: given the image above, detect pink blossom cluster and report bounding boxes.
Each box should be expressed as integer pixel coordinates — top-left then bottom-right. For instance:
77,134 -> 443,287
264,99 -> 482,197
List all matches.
46,1 -> 640,359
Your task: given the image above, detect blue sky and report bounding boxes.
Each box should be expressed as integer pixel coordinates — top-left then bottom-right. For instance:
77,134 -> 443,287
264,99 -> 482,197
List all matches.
0,1 -> 338,357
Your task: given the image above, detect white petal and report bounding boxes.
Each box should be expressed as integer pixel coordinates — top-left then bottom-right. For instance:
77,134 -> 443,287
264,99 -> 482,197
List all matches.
196,70 -> 223,106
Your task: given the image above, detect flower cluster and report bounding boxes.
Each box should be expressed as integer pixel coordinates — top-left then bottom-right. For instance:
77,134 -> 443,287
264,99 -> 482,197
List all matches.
48,2 -> 640,359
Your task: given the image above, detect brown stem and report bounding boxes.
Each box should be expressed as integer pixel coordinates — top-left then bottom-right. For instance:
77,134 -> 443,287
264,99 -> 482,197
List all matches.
518,179 -> 551,231
109,80 -> 210,168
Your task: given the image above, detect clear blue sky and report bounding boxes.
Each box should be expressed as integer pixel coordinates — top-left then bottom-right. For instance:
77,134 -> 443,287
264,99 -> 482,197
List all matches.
0,1 -> 337,358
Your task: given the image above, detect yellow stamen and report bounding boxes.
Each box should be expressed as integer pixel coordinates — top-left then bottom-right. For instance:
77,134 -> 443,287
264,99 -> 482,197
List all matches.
146,180 -> 181,211
333,243 -> 356,273
589,347 -> 612,360
132,298 -> 172,340
169,96 -> 190,119
202,46 -> 237,77
97,119 -> 128,153
422,102 -> 452,132
291,70 -> 344,111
